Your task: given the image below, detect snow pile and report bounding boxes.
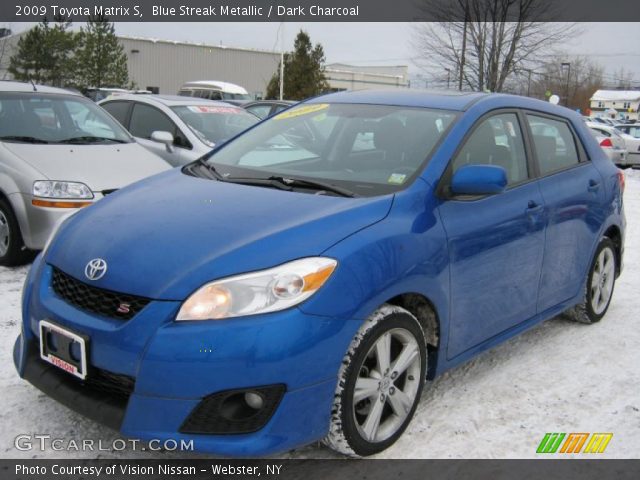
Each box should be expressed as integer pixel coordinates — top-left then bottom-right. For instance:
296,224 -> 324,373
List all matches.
1,175 -> 638,459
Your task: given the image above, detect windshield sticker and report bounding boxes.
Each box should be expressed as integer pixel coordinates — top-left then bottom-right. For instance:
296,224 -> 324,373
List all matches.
274,103 -> 329,120
187,106 -> 241,114
388,173 -> 407,185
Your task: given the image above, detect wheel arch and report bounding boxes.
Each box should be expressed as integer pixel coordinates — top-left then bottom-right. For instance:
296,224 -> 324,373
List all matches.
602,224 -> 622,276
384,292 -> 441,379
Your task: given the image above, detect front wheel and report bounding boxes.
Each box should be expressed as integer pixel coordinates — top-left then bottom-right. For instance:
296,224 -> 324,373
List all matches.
325,305 -> 426,456
565,238 -> 617,324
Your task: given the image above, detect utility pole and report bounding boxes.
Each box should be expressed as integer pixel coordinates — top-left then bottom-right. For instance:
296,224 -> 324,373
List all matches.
446,68 -> 451,89
459,2 -> 469,91
279,22 -> 285,101
526,69 -> 532,97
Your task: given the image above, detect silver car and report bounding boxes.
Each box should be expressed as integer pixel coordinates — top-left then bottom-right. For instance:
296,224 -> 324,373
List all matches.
0,82 -> 170,266
98,94 -> 260,167
586,122 -> 632,167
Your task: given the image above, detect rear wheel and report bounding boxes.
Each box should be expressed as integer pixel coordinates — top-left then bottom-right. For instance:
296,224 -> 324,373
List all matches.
564,238 -> 617,324
325,304 -> 426,456
0,197 -> 33,266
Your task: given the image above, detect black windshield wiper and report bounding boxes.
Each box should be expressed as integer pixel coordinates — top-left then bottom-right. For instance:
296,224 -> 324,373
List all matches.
186,158 -> 228,181
57,136 -> 128,144
267,176 -> 357,197
0,135 -> 49,144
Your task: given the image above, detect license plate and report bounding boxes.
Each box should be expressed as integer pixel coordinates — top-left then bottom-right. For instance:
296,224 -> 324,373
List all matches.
39,320 -> 88,379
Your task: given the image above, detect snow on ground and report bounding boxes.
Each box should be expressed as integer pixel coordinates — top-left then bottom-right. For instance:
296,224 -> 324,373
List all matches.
1,173 -> 639,459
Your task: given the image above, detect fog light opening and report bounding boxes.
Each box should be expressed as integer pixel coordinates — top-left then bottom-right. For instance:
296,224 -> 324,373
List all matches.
220,391 -> 265,421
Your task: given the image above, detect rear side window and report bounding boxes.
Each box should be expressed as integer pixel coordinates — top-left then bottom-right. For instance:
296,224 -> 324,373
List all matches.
129,104 -> 175,139
101,101 -> 130,127
452,113 -> 528,185
527,115 -> 580,175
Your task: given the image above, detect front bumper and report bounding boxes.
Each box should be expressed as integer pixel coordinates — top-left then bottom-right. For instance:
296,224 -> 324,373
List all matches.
9,193 -> 92,250
14,257 -> 360,456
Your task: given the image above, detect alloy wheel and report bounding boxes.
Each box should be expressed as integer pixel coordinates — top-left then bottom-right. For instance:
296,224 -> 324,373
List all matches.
0,210 -> 10,257
352,328 -> 422,443
590,247 -> 615,315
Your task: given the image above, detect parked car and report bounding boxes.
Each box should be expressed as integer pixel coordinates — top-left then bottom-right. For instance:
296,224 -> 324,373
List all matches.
177,81 -> 252,105
242,100 -> 296,119
587,122 -> 638,168
14,90 -> 625,457
0,82 -> 169,266
99,94 -> 259,166
616,123 -> 640,138
84,88 -> 132,102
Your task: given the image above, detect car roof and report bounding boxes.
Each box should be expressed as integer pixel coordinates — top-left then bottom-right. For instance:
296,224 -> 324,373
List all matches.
100,93 -> 240,108
179,81 -> 248,94
305,89 -> 581,117
244,100 -> 296,106
0,80 -> 82,96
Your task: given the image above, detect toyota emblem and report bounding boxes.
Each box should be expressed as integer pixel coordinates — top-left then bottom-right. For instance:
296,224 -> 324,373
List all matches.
84,258 -> 107,281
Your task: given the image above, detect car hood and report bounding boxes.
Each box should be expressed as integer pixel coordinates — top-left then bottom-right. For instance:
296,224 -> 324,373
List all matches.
47,169 -> 393,300
2,143 -> 169,192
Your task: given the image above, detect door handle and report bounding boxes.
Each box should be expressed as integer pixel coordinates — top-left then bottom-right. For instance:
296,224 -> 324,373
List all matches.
526,200 -> 544,214
588,179 -> 600,192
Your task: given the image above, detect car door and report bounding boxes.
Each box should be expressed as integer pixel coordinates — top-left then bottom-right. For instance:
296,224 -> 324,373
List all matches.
438,112 -> 546,359
128,103 -> 193,166
525,113 -> 607,314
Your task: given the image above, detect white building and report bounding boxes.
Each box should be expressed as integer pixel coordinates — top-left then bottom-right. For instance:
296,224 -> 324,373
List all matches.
589,90 -> 640,121
324,63 -> 409,91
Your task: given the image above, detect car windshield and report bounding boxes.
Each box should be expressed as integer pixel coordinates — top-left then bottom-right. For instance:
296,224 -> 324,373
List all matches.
203,103 -> 457,196
0,92 -> 132,144
171,105 -> 259,146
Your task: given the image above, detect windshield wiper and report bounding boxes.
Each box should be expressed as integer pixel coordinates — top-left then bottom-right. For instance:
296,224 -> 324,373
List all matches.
267,176 -> 357,197
57,136 -> 128,144
185,158 -> 228,181
0,135 -> 49,144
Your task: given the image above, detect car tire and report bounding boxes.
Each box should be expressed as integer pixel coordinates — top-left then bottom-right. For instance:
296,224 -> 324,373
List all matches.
0,197 -> 33,267
324,304 -> 427,457
564,237 -> 617,324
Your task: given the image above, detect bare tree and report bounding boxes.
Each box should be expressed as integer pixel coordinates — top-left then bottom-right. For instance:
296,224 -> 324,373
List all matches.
0,24 -> 13,80
525,56 -> 604,112
413,0 -> 576,93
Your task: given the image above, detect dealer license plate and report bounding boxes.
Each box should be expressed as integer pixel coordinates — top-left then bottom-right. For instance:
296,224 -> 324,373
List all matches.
39,320 -> 88,380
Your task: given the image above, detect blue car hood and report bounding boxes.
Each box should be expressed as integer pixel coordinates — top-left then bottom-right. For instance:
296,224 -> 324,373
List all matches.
47,170 -> 393,300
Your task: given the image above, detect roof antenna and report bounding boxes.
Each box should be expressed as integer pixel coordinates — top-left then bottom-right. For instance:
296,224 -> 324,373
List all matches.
29,78 -> 37,92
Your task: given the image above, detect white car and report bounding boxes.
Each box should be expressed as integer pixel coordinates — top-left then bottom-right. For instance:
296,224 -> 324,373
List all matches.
586,122 -> 633,167
99,94 -> 260,167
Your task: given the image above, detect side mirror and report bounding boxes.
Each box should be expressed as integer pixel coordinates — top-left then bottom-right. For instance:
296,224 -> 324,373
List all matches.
150,130 -> 174,152
450,165 -> 507,196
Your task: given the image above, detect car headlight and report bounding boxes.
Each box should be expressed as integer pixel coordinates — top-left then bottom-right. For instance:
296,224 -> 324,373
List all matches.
33,181 -> 94,199
176,257 -> 337,321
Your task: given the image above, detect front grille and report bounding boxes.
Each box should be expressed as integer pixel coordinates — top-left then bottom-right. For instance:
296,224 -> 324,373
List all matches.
51,267 -> 150,321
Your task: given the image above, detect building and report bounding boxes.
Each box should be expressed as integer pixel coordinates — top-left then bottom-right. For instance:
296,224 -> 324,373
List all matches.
0,31 -> 410,98
324,63 -> 409,91
589,90 -> 640,121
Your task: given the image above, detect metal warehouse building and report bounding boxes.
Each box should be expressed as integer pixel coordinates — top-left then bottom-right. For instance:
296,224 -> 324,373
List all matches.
1,31 -> 409,97
119,36 -> 280,98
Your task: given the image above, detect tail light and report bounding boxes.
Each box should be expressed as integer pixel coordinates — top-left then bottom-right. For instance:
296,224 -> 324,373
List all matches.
618,170 -> 625,193
600,138 -> 613,148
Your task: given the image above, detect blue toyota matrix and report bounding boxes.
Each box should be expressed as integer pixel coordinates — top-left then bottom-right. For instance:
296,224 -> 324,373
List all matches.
14,90 -> 625,456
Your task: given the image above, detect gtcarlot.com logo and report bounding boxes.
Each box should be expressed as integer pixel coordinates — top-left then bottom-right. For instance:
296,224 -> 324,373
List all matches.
536,432 -> 613,454
14,434 -> 194,452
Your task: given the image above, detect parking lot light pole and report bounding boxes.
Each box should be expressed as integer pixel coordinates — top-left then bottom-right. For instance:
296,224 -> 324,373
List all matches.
561,62 -> 571,108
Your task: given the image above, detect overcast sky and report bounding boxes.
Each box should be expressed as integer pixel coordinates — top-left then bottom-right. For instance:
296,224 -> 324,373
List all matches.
10,22 -> 640,85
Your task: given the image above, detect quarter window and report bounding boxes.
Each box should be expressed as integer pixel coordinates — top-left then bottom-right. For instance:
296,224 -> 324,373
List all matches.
129,104 -> 176,139
101,101 -> 130,127
527,115 -> 580,175
452,113 -> 528,185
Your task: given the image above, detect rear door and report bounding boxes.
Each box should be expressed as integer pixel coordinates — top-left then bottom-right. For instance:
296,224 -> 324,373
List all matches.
439,111 -> 546,358
525,113 -> 606,313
